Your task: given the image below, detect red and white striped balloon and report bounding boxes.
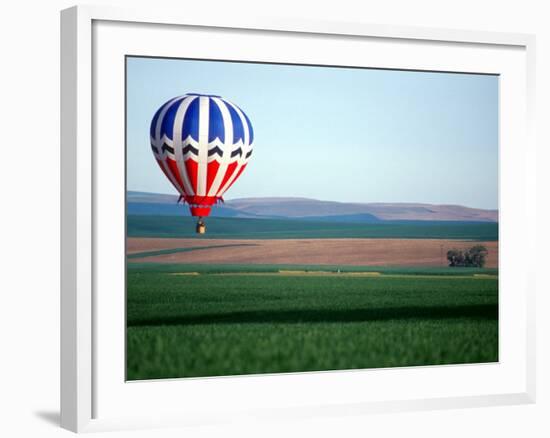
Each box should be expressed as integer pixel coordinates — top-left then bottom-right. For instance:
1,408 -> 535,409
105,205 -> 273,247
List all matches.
150,93 -> 254,217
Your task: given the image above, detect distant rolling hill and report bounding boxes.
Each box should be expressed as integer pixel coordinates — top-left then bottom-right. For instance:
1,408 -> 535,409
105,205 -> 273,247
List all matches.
127,192 -> 262,218
127,191 -> 498,223
225,197 -> 498,222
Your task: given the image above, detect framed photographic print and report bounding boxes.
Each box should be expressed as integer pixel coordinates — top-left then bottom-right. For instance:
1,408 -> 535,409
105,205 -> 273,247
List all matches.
61,5 -> 536,433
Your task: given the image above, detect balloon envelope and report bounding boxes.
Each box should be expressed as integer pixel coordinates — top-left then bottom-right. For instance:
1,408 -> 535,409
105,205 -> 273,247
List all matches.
150,94 -> 254,217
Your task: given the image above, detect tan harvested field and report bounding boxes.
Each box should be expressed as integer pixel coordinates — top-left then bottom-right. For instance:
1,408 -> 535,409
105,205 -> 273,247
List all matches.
128,238 -> 498,268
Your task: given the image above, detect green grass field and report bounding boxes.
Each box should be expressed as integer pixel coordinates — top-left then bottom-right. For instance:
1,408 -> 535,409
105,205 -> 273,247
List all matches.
127,263 -> 498,380
127,215 -> 499,240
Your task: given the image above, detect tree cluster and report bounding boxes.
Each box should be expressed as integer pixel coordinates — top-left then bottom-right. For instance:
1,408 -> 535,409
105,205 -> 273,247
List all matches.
446,245 -> 488,268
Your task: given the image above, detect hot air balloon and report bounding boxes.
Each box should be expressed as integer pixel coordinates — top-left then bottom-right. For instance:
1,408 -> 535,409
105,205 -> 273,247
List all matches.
150,94 -> 254,233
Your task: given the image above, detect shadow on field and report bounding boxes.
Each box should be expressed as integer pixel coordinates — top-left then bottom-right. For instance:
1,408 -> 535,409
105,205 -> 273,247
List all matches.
127,243 -> 258,259
128,304 -> 498,327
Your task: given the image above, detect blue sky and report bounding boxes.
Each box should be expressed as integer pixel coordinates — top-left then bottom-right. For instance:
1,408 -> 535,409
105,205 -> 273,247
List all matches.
127,57 -> 498,209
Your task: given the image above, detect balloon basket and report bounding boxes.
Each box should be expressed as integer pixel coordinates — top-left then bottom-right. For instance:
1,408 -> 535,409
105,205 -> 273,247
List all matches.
196,220 -> 206,234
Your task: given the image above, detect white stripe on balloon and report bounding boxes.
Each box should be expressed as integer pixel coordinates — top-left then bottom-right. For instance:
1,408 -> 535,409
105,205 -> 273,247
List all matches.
207,97 -> 234,197
196,97 -> 210,196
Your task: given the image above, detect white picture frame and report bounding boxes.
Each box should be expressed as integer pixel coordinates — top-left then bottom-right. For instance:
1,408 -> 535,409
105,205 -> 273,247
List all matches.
60,4 -> 536,433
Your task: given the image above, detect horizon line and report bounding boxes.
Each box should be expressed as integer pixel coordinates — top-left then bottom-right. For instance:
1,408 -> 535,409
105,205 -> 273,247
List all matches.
126,189 -> 499,211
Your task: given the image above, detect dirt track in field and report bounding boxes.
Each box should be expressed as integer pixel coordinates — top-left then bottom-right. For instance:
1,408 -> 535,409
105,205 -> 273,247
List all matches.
127,238 -> 498,268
